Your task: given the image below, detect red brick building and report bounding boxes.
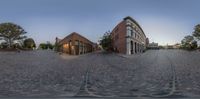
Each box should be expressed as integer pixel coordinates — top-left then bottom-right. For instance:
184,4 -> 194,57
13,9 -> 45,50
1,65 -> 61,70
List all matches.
111,16 -> 147,55
56,32 -> 96,55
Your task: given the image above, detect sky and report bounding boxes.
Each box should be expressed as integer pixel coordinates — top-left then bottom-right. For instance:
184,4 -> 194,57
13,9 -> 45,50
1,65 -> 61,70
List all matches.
0,0 -> 200,46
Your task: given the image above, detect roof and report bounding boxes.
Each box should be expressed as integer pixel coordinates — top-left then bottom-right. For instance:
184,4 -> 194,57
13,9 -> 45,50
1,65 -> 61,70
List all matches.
58,32 -> 94,44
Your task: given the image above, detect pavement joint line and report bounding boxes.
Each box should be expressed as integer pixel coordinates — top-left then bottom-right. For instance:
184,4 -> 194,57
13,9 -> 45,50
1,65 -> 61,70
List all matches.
149,54 -> 180,98
75,54 -> 99,97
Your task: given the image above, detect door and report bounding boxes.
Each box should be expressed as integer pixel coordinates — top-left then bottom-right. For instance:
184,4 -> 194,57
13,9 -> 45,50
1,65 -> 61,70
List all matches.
131,41 -> 133,54
135,42 -> 137,53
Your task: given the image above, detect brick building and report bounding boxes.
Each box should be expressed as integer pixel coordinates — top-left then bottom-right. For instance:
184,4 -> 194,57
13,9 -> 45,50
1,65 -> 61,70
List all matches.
56,32 -> 95,55
111,16 -> 147,55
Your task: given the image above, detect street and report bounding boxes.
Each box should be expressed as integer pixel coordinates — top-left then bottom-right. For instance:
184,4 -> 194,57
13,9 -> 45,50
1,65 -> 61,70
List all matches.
0,50 -> 200,98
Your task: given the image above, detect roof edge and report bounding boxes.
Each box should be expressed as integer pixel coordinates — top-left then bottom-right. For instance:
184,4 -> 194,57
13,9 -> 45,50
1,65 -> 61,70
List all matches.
123,16 -> 146,37
58,32 -> 94,44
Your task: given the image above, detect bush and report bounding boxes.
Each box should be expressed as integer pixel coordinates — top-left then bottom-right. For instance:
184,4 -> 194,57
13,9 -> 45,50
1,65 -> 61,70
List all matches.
0,42 -> 8,49
39,43 -> 54,50
23,38 -> 36,49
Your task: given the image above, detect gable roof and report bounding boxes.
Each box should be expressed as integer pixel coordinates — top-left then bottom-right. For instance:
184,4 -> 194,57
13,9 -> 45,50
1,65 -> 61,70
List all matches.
58,32 -> 94,44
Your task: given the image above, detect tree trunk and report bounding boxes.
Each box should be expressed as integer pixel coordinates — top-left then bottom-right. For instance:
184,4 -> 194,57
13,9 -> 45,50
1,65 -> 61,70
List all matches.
8,39 -> 12,48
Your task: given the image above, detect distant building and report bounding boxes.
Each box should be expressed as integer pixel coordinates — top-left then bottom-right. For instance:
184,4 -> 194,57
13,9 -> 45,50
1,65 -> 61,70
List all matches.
148,42 -> 159,49
166,45 -> 174,49
173,43 -> 181,49
56,32 -> 96,55
162,43 -> 181,49
111,16 -> 147,55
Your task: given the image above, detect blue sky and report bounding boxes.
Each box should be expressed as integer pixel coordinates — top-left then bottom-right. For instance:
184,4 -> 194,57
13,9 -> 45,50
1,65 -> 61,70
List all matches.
0,0 -> 200,45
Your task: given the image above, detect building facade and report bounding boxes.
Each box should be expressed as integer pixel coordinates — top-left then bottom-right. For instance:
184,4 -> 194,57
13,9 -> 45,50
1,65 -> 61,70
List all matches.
56,32 -> 95,55
111,16 -> 147,55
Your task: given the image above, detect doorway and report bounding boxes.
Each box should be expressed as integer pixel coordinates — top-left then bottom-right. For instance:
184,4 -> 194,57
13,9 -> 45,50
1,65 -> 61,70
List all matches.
135,42 -> 137,53
131,41 -> 133,54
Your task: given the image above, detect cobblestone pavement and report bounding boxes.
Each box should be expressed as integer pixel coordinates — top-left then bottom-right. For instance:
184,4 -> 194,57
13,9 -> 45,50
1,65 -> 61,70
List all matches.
0,50 -> 200,98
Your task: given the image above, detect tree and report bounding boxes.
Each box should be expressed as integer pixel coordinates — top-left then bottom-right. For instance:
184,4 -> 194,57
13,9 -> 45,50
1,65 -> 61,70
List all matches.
191,40 -> 198,49
0,23 -> 27,48
23,38 -> 36,49
54,37 -> 61,51
39,42 -> 54,50
181,35 -> 197,50
46,42 -> 54,50
99,31 -> 112,51
193,24 -> 200,40
39,43 -> 47,49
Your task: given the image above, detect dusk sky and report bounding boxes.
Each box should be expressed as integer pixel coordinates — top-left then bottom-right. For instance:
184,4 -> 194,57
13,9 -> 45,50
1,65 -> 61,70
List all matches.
0,0 -> 200,45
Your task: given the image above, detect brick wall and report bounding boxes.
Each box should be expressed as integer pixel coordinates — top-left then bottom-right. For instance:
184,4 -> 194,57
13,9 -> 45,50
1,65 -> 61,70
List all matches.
111,21 -> 127,54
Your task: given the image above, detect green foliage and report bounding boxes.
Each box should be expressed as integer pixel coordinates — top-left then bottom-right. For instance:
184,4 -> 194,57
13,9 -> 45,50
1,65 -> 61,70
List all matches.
0,42 -> 22,49
0,23 -> 27,48
39,42 -> 54,50
158,46 -> 164,49
0,42 -> 8,49
181,35 -> 197,50
39,43 -> 47,49
99,31 -> 112,51
12,43 -> 21,49
47,43 -> 54,49
191,41 -> 198,49
193,24 -> 200,40
23,38 -> 36,49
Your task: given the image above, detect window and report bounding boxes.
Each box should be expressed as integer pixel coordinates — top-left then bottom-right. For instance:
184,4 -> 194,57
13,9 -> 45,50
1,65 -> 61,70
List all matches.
131,23 -> 133,26
75,40 -> 79,45
131,30 -> 133,37
127,27 -> 133,37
